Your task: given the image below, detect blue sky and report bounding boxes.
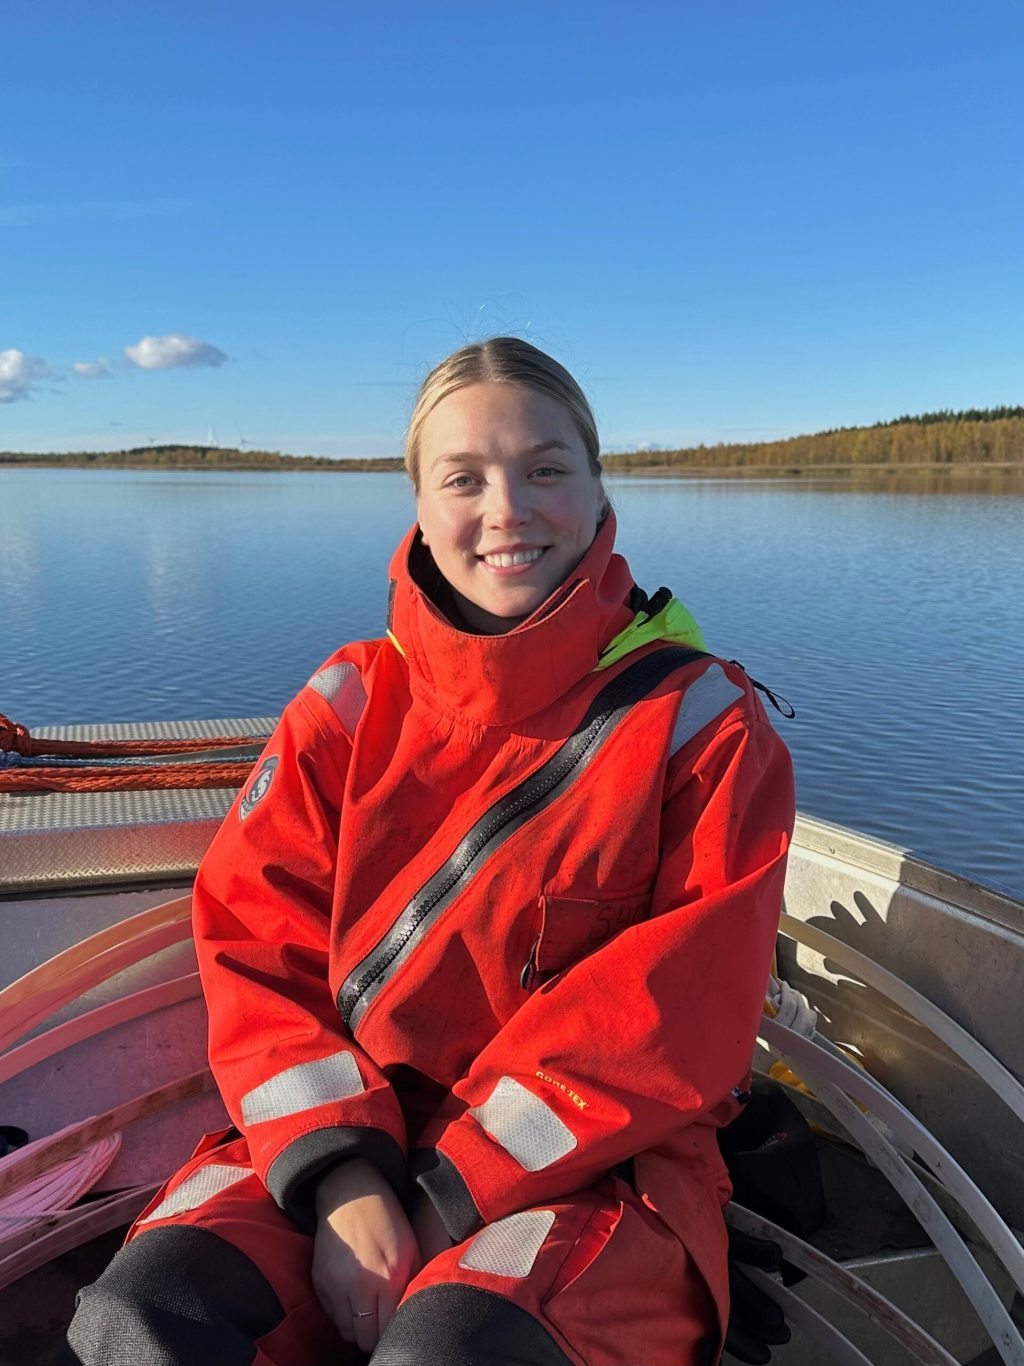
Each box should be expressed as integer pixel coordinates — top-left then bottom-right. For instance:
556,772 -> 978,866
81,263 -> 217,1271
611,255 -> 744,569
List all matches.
2,1 -> 1021,457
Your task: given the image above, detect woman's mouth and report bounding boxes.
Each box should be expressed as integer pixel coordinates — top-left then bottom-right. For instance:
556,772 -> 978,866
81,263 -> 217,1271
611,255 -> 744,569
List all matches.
479,547 -> 548,570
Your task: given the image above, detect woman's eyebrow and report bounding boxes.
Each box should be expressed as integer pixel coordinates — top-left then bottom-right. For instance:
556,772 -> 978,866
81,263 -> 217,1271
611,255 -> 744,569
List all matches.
435,441 -> 572,465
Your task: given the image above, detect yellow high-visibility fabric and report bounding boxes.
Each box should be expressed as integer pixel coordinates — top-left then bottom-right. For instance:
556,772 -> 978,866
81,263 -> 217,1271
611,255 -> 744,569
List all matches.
595,596 -> 706,670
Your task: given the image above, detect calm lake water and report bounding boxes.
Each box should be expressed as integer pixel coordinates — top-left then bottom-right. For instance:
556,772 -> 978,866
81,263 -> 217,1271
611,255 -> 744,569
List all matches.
2,468 -> 1022,895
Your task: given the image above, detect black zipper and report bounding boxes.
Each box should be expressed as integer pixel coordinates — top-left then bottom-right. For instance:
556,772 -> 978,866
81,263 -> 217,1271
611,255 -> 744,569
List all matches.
337,645 -> 706,1031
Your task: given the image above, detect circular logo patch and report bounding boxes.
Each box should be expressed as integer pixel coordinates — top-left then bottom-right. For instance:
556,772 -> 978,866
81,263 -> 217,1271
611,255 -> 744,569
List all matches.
239,755 -> 280,821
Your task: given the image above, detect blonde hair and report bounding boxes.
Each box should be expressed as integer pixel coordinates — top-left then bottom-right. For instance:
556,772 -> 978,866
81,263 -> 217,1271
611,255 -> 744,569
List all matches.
404,337 -> 601,491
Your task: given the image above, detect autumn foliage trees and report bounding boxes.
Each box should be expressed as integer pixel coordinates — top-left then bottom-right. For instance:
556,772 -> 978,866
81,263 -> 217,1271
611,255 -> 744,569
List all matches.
0,446 -> 404,471
602,407 -> 1024,474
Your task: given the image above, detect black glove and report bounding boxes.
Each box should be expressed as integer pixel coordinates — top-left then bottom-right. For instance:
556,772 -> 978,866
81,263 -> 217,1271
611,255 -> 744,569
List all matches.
724,1226 -> 792,1365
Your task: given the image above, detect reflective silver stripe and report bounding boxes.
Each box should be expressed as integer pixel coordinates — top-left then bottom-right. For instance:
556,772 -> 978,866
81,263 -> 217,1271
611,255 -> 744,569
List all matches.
241,1050 -> 364,1124
307,661 -> 367,735
459,1209 -> 557,1277
469,1076 -> 577,1172
669,663 -> 744,756
139,1164 -> 253,1224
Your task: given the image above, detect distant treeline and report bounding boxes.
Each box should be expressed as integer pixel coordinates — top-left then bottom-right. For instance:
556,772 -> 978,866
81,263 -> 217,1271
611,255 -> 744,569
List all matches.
871,405 -> 1024,429
4,407 -> 1023,474
603,408 -> 1024,473
0,445 -> 405,471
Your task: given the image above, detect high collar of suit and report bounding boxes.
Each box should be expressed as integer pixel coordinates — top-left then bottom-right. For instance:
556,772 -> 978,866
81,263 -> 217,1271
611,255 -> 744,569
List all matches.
386,511 -> 636,728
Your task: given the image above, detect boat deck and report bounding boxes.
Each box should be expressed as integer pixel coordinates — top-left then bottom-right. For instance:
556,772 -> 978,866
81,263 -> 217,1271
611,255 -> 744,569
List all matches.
2,746 -> 1022,1364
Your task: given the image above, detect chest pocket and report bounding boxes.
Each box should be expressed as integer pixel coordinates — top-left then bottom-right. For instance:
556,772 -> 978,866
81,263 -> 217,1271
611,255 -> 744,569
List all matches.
522,892 -> 650,989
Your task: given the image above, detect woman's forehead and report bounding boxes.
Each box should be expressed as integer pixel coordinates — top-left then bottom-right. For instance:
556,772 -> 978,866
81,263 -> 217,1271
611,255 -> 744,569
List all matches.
419,383 -> 583,463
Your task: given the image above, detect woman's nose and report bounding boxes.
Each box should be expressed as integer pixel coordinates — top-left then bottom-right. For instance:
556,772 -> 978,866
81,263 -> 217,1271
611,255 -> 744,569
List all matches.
484,477 -> 532,526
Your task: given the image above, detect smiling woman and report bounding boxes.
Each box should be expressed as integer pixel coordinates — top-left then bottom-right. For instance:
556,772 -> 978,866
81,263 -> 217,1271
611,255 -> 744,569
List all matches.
62,337 -> 795,1366
406,338 -> 608,635
414,384 -> 606,633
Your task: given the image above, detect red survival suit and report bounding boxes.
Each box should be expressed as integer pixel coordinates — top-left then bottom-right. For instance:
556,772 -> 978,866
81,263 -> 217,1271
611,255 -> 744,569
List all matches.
88,514 -> 795,1366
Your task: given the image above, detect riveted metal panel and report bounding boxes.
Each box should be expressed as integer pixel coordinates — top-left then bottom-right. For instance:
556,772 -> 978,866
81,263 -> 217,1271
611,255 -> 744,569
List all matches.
31,717 -> 277,742
1,717 -> 277,894
0,788 -> 238,893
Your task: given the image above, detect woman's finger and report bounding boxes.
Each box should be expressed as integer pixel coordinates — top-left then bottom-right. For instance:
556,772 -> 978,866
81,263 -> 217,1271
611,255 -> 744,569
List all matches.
351,1301 -> 380,1355
311,1268 -> 354,1343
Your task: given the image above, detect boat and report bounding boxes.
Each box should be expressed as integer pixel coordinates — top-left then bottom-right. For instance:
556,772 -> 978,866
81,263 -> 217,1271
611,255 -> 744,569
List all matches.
1,716 -> 1022,1365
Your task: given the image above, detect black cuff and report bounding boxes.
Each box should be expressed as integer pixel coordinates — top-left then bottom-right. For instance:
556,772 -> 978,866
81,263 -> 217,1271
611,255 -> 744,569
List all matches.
411,1148 -> 484,1244
267,1125 -> 410,1234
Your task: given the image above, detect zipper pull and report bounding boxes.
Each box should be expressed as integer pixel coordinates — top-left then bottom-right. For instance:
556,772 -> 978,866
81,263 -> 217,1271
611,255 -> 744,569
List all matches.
520,939 -> 540,991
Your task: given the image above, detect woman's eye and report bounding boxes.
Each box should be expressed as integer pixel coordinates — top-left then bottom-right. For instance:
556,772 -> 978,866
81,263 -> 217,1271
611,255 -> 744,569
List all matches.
531,466 -> 564,479
446,474 -> 477,489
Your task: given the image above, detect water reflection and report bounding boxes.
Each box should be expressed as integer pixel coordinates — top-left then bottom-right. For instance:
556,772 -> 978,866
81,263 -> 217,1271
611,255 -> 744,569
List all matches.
607,472 -> 1024,496
0,525 -> 40,598
771,473 -> 1024,496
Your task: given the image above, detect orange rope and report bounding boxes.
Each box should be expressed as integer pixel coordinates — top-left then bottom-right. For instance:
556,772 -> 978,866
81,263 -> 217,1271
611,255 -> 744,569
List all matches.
0,711 -> 264,759
0,761 -> 255,794
0,712 -> 265,793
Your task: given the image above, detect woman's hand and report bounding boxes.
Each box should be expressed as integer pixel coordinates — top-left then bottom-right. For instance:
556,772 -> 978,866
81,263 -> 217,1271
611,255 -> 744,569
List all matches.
312,1159 -> 420,1353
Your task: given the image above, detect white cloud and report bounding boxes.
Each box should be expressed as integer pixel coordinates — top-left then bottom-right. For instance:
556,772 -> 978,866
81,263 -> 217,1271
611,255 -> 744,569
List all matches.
0,348 -> 54,403
124,333 -> 228,372
72,358 -> 113,379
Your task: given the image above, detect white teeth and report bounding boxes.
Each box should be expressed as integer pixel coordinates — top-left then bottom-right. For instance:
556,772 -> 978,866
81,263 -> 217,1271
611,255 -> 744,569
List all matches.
482,548 -> 545,568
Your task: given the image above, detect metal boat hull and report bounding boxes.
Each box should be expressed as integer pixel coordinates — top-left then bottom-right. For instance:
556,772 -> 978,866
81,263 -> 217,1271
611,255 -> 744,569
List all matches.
2,721 -> 1022,1364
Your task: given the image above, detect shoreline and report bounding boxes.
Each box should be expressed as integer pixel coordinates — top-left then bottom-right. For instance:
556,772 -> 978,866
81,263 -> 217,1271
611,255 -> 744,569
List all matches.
4,459 -> 1023,482
603,460 -> 1024,480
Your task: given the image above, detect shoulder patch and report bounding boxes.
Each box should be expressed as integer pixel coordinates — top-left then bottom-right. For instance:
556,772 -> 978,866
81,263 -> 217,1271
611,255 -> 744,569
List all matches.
239,755 -> 279,821
669,663 -> 745,756
306,659 -> 367,735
